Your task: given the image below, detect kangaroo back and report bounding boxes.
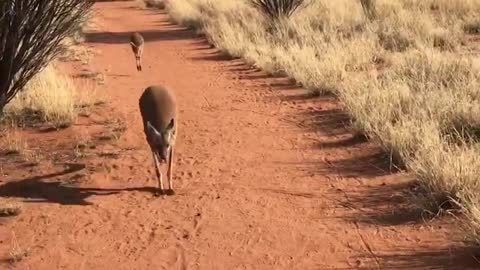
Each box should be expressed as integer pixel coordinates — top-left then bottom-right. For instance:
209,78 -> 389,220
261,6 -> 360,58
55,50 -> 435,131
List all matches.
130,32 -> 144,47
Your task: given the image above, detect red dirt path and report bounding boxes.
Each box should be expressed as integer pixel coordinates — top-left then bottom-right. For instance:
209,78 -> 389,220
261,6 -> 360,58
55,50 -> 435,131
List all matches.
1,1 -> 479,269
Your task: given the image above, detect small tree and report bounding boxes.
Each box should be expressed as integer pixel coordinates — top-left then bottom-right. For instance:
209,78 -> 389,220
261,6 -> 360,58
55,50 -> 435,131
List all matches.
250,0 -> 308,22
0,0 -> 94,115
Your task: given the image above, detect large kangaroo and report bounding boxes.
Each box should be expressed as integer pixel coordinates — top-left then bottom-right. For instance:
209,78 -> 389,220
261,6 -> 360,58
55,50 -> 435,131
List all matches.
139,85 -> 177,196
130,32 -> 144,71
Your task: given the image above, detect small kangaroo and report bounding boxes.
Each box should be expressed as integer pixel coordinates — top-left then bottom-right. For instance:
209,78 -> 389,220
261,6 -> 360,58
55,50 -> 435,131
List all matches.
130,32 -> 144,71
139,85 -> 177,196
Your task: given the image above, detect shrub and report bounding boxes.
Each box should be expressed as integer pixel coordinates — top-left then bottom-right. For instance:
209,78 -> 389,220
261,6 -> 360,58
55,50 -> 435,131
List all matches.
249,0 -> 308,21
0,0 -> 93,115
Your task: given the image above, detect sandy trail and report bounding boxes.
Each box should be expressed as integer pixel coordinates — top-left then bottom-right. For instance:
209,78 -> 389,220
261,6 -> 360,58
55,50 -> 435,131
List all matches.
0,2 -> 478,269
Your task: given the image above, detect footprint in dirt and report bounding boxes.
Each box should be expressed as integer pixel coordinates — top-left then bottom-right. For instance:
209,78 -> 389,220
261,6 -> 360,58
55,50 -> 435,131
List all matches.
169,211 -> 204,242
178,170 -> 196,179
174,242 -> 188,270
192,212 -> 203,237
162,242 -> 188,270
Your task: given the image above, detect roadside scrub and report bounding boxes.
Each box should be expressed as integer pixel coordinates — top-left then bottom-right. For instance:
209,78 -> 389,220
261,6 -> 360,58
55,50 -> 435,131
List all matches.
166,0 -> 480,244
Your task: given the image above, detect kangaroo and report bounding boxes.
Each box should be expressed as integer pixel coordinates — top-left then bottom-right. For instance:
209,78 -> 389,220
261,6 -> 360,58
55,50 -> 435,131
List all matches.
130,32 -> 144,71
139,85 -> 177,196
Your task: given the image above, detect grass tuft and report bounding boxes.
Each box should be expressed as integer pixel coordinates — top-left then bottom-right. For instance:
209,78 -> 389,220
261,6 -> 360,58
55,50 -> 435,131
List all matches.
3,63 -> 105,129
4,64 -> 76,128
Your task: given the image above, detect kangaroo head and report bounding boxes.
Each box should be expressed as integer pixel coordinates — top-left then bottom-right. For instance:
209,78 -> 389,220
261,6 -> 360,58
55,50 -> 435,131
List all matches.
146,119 -> 175,162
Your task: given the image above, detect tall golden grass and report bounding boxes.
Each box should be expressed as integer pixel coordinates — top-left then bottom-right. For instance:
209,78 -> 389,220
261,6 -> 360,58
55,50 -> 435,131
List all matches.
166,0 -> 480,243
3,63 -> 102,129
4,64 -> 76,128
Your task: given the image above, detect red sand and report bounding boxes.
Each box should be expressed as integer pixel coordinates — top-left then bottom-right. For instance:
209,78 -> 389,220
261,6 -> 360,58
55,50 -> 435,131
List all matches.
0,2 -> 478,269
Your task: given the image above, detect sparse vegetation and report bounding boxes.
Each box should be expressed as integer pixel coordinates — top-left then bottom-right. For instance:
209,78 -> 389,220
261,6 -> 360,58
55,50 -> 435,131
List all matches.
4,65 -> 76,128
0,0 -> 105,129
9,232 -> 29,263
97,114 -> 129,141
0,0 -> 94,115
166,0 -> 480,244
0,129 -> 29,156
0,0 -> 108,180
2,63 -> 104,129
0,202 -> 22,217
0,128 -> 43,165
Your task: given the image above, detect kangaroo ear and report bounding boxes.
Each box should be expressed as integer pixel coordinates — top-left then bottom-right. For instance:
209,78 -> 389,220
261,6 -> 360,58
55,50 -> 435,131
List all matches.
166,118 -> 174,130
146,121 -> 162,143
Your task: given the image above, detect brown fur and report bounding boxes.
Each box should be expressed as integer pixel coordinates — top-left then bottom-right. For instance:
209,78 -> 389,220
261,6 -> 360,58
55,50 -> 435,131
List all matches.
139,85 -> 177,195
130,32 -> 144,71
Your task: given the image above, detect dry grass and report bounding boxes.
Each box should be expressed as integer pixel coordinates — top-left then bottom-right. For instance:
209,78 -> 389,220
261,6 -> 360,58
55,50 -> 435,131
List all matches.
166,0 -> 480,243
60,38 -> 96,65
0,129 -> 30,156
73,130 -> 94,158
96,114 -> 129,141
4,64 -> 76,128
2,7 -> 104,130
0,128 -> 42,164
0,200 -> 22,217
0,11 -> 109,182
2,63 -> 106,129
9,232 -> 29,263
59,5 -> 96,63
